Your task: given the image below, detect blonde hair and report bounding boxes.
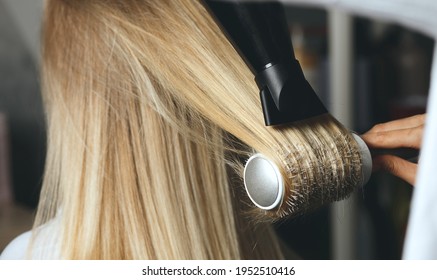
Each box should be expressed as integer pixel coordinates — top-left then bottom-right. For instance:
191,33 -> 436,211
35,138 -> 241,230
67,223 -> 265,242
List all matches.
34,0 -> 361,259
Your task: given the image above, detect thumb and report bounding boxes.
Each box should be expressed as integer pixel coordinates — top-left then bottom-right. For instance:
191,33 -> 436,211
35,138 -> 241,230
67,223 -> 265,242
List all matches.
373,155 -> 417,186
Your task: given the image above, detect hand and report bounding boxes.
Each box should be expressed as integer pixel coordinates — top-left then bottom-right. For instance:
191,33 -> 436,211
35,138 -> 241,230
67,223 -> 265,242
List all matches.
361,114 -> 425,185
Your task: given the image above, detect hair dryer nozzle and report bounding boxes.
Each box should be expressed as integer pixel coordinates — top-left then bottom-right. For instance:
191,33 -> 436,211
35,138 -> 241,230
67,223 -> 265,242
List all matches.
257,60 -> 328,126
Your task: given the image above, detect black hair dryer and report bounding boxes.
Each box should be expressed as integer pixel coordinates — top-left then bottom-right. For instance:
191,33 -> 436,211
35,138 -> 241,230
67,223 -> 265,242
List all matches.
203,0 -> 327,126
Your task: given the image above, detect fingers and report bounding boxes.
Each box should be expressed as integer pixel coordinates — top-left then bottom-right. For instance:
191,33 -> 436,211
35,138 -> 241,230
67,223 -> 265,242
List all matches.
361,125 -> 423,149
373,155 -> 417,185
360,114 -> 424,186
366,114 -> 426,133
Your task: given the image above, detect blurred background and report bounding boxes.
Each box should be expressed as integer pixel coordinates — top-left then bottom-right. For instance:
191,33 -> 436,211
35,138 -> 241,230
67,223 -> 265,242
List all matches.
0,0 -> 45,253
0,1 -> 433,258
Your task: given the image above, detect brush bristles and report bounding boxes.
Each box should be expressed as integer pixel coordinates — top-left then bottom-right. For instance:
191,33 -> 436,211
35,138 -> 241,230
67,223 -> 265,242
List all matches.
245,115 -> 363,221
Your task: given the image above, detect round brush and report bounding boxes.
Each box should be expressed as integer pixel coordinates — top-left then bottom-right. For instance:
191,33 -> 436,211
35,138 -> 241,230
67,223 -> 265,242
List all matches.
243,133 -> 372,218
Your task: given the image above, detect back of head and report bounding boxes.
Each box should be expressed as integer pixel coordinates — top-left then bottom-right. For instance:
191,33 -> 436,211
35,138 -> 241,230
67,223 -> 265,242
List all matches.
37,0 -> 284,259
35,0 -> 362,259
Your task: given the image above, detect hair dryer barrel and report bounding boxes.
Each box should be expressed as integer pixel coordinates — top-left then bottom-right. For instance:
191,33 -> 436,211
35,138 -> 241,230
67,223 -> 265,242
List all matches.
203,0 -> 294,73
203,0 -> 327,126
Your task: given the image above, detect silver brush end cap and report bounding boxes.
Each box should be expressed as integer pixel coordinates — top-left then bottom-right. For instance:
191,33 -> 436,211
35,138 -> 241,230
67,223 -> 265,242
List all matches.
243,154 -> 284,210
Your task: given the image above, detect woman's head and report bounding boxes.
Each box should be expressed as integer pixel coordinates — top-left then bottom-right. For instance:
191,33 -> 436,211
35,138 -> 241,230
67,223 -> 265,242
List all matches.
38,0 -> 285,259
36,0 -> 362,259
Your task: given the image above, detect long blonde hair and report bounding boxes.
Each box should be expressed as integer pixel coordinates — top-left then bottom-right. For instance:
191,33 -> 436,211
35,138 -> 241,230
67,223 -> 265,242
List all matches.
35,0 -> 361,259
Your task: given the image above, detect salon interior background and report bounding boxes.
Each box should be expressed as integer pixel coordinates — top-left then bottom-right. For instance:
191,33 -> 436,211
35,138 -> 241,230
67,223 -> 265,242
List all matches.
0,0 -> 433,259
